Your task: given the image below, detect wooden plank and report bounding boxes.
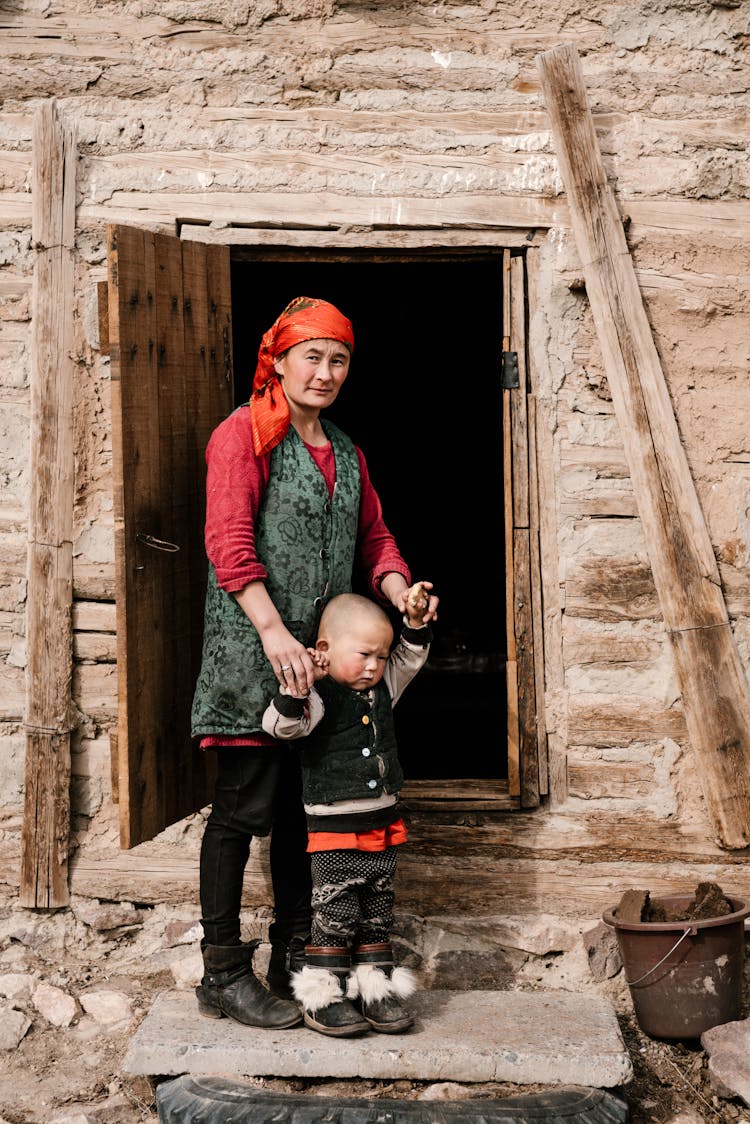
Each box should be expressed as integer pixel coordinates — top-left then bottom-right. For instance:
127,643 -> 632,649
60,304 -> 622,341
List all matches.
0,12 -> 598,55
180,238 -> 229,812
89,148 -> 550,197
559,494 -> 638,518
181,226 -> 544,250
195,243 -> 233,808
565,557 -> 660,622
526,250 -> 567,804
204,242 -> 234,429
80,191 -> 565,232
719,563 -> 750,618
73,663 -> 117,718
509,255 -> 529,529
563,629 -> 662,668
508,253 -> 538,808
11,793 -> 739,912
394,857 -> 750,918
567,762 -> 655,801
20,733 -> 71,908
400,779 -> 518,811
514,529 -> 539,807
72,601 -> 116,632
567,698 -> 688,747
96,279 -> 109,356
625,198 -> 750,237
181,236 -> 211,809
502,249 -> 520,796
408,812 -> 725,859
109,729 -> 119,805
559,442 -> 629,476
538,43 -> 750,848
527,394 -> 549,795
153,232 -> 194,828
73,632 -> 117,662
59,838 -> 750,917
83,193 -> 750,240
20,99 -> 76,909
109,223 -> 165,848
72,561 -> 116,601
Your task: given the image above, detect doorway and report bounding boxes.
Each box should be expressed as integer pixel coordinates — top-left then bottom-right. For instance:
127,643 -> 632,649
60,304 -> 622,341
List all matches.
231,255 -> 508,782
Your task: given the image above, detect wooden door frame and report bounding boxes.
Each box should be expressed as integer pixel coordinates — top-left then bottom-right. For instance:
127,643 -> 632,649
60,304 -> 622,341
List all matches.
180,225 -> 556,813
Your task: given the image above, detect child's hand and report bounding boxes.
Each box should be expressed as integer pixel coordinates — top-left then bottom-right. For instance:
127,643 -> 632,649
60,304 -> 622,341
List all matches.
404,581 -> 435,627
308,647 -> 330,681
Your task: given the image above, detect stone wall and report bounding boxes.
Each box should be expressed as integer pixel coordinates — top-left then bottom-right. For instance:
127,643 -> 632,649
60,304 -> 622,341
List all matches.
1,0 -> 749,916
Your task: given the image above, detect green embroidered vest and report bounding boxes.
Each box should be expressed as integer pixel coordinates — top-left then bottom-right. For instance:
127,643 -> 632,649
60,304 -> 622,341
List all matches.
190,418 -> 360,738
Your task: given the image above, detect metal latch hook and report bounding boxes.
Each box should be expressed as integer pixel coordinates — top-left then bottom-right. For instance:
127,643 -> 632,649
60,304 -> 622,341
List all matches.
136,533 -> 180,553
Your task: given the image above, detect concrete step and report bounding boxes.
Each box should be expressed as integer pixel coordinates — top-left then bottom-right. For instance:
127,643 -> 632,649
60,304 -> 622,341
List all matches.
124,989 -> 634,1089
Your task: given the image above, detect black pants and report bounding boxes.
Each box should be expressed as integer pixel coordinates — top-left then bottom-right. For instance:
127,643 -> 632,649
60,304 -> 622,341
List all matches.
199,745 -> 312,948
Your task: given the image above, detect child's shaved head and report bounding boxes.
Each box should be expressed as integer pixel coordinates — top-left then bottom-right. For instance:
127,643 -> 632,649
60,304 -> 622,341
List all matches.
318,593 -> 393,643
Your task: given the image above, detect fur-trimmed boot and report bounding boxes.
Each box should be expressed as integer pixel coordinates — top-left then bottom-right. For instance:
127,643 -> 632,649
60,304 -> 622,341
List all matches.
196,940 -> 303,1028
266,935 -> 308,1001
349,942 -> 416,1033
291,946 -> 370,1038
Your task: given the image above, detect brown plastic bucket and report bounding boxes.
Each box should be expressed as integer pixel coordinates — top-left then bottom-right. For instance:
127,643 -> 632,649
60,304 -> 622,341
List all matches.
602,894 -> 750,1039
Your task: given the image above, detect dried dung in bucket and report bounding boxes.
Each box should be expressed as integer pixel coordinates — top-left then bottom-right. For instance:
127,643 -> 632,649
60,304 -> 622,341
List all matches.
603,883 -> 750,1040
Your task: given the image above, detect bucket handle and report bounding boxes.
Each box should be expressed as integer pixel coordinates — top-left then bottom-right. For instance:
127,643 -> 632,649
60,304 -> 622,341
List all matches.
625,926 -> 696,987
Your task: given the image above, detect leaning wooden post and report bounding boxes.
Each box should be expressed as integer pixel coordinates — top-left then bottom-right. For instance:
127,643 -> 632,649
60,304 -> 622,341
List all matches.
19,100 -> 76,907
537,43 -> 750,849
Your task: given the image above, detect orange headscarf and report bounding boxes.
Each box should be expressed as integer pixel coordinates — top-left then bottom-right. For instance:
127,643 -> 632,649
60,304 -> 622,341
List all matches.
249,296 -> 355,457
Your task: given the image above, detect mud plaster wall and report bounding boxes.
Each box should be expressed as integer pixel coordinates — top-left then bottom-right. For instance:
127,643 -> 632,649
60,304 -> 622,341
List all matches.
1,0 -> 750,916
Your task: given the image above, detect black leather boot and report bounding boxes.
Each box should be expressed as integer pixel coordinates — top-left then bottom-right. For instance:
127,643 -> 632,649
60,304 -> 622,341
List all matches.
291,946 -> 369,1037
266,935 -> 307,1001
350,942 -> 416,1033
196,940 -> 302,1029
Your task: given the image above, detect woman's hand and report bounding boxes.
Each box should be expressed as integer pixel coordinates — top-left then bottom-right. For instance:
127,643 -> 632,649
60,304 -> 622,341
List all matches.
234,581 -> 318,694
261,622 -> 317,695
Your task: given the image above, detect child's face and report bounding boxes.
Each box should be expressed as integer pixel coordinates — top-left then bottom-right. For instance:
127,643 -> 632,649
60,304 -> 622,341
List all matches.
318,618 -> 393,692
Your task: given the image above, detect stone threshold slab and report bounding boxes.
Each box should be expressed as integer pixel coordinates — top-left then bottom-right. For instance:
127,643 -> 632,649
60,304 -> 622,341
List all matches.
124,989 -> 634,1089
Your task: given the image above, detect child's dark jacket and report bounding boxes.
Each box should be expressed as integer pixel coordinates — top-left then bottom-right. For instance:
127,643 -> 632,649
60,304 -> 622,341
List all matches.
261,623 -> 431,834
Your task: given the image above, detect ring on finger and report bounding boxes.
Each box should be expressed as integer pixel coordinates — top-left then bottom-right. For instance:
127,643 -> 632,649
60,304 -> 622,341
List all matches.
281,664 -> 292,672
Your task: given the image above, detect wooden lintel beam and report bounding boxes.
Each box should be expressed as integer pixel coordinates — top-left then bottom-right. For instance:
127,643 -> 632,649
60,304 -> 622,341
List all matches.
537,44 -> 750,850
20,99 -> 76,907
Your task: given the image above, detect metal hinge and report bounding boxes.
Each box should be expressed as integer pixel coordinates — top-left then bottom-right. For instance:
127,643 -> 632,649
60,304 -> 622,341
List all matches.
501,351 -> 519,389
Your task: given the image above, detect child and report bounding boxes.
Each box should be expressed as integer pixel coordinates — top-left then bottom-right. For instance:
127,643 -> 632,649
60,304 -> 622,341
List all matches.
261,582 -> 434,1037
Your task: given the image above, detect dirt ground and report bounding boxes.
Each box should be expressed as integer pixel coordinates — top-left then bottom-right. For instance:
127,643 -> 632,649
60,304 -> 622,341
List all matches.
1,895 -> 749,1124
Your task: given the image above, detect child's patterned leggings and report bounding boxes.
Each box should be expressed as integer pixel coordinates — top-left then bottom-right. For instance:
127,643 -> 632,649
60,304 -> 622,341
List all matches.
309,845 -> 398,947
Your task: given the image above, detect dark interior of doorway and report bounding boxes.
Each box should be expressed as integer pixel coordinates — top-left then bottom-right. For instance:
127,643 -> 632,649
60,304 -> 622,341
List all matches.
231,256 -> 507,782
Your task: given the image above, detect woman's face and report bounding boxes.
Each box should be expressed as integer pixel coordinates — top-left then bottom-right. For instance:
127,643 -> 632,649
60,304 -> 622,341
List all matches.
273,337 -> 351,413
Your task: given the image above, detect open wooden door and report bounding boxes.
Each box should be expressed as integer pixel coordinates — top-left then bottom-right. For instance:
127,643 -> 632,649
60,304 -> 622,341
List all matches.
503,248 -> 548,807
107,224 -> 233,848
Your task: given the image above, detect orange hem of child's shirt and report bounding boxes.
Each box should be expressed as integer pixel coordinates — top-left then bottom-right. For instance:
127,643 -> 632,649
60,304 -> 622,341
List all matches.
306,819 -> 408,853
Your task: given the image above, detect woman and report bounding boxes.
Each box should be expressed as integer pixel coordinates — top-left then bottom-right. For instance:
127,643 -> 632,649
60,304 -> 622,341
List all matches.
190,295 -> 438,1030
